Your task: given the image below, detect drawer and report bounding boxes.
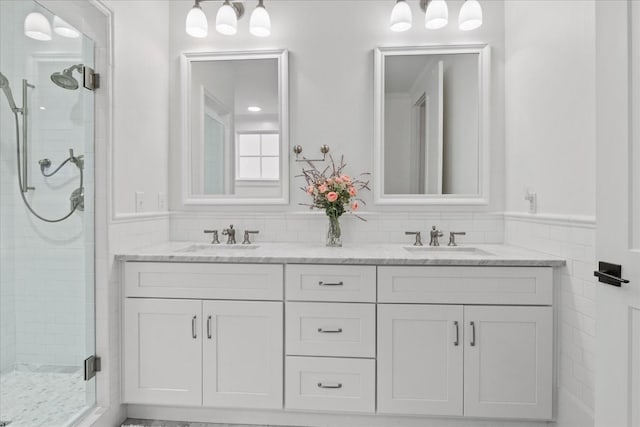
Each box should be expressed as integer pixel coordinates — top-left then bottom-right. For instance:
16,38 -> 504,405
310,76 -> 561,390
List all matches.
286,302 -> 375,358
285,265 -> 376,302
378,266 -> 553,305
285,356 -> 375,413
124,262 -> 283,300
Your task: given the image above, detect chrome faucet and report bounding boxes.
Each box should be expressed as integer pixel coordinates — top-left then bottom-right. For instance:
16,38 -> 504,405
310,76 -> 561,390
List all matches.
429,226 -> 444,246
203,229 -> 220,244
242,230 -> 260,244
448,231 -> 466,246
222,225 -> 236,244
405,231 -> 423,246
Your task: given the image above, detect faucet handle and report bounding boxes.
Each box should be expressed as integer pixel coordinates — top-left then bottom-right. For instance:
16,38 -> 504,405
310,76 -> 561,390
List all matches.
448,231 -> 466,247
243,230 -> 259,245
204,229 -> 220,244
404,231 -> 423,246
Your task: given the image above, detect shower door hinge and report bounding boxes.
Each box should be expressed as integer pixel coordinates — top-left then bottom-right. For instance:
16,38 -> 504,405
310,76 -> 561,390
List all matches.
84,355 -> 102,381
83,66 -> 100,91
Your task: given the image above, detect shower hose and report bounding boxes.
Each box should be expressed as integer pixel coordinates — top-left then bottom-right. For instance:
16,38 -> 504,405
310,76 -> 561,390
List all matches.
11,110 -> 83,223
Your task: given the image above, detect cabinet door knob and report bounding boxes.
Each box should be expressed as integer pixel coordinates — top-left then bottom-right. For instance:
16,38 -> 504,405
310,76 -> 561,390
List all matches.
470,321 -> 476,347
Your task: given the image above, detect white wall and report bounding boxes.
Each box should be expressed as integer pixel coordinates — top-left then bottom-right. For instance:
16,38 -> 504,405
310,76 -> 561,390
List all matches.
505,0 -> 596,217
168,0 -> 505,215
504,1 -> 597,424
109,0 -> 170,216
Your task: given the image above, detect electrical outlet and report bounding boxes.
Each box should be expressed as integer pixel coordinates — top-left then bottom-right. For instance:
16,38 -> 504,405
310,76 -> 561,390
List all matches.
135,191 -> 144,212
158,192 -> 166,211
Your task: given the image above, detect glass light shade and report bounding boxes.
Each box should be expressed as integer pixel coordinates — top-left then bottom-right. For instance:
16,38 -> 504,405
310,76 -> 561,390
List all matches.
389,1 -> 412,32
458,0 -> 482,31
216,3 -> 238,35
250,5 -> 271,37
53,16 -> 80,38
186,5 -> 208,38
425,0 -> 448,30
24,12 -> 52,41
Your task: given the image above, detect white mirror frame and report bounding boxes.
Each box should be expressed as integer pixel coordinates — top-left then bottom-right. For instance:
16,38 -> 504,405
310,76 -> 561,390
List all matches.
373,44 -> 491,205
180,49 -> 289,205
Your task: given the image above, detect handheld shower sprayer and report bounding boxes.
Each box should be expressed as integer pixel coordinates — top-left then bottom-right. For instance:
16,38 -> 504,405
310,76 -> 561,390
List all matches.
0,72 -> 19,112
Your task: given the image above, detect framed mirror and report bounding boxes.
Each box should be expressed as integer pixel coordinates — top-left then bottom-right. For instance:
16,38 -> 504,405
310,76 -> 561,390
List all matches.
181,50 -> 289,205
373,45 -> 490,205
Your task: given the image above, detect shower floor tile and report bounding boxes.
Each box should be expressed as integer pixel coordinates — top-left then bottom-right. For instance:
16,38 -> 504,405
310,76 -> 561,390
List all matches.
0,366 -> 88,427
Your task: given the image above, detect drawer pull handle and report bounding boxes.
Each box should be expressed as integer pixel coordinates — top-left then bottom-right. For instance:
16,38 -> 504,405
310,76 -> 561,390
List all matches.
207,315 -> 212,340
317,382 -> 342,389
192,315 -> 197,339
470,321 -> 476,347
318,281 -> 344,286
453,321 -> 459,346
317,328 -> 343,333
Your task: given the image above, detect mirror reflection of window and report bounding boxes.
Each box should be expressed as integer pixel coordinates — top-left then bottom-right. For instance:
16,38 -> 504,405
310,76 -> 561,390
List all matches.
236,133 -> 280,180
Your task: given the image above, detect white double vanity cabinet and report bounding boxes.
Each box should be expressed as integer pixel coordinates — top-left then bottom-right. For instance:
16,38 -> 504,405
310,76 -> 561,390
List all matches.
119,245 -> 561,424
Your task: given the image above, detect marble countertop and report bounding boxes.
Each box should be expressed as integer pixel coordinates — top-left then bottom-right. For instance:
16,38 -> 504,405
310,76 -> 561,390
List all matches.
115,242 -> 565,267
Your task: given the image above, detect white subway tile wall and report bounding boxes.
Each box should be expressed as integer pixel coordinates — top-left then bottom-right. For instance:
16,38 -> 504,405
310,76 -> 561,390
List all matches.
505,215 -> 596,414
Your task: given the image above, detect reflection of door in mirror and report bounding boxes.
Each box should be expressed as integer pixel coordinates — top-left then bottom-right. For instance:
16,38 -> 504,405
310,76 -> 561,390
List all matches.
203,90 -> 233,195
381,51 -> 481,197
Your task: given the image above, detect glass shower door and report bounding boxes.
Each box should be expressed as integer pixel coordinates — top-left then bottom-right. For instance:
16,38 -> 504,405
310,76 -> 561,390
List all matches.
0,1 -> 96,426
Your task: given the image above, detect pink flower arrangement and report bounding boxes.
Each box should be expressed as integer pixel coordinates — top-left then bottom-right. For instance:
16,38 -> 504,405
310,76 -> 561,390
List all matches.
298,155 -> 370,221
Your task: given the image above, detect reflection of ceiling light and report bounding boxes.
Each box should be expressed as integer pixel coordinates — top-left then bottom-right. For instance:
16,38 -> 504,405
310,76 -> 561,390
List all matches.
248,106 -> 262,112
250,0 -> 271,37
390,0 -> 412,32
53,16 -> 80,38
39,106 -> 46,110
24,12 -> 52,41
185,3 -> 208,38
459,0 -> 483,31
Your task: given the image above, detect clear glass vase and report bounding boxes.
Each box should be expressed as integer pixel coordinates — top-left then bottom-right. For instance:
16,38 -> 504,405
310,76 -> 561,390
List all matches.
326,214 -> 342,247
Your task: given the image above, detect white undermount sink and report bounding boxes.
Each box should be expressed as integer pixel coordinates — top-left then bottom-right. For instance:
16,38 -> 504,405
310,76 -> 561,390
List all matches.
403,246 -> 494,256
179,243 -> 260,252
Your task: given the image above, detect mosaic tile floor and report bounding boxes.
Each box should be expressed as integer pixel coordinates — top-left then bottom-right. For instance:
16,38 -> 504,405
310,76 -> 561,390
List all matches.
123,420 -> 295,427
0,366 -> 88,427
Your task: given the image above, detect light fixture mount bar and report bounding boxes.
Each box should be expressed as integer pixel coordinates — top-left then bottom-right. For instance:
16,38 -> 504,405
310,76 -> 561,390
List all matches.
419,0 -> 430,13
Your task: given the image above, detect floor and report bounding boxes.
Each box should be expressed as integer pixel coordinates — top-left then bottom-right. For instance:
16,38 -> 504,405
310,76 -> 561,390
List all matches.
0,365 -> 89,427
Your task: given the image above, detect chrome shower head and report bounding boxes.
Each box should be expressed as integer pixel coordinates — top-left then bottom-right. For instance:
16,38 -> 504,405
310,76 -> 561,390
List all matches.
50,64 -> 83,90
0,71 -> 19,111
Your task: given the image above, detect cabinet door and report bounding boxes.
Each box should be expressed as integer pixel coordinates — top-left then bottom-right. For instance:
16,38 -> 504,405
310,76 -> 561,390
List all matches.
123,298 -> 202,405
377,304 -> 463,416
464,306 -> 553,419
202,300 -> 283,409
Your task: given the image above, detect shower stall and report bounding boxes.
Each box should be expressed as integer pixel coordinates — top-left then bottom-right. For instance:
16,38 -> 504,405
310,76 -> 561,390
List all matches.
0,1 -> 96,426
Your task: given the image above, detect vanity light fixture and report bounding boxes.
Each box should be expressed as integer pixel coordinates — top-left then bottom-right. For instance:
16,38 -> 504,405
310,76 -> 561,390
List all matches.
53,16 -> 80,38
247,106 -> 262,112
458,0 -> 483,31
423,0 -> 449,30
216,0 -> 242,35
250,0 -> 271,37
389,0 -> 412,32
185,1 -> 209,38
24,12 -> 52,41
